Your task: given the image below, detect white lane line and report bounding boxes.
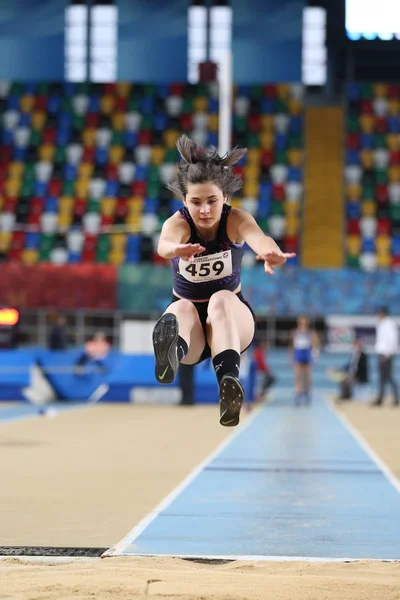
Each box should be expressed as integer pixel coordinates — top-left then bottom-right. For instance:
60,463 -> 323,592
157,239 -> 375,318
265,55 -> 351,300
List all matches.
104,407 -> 261,557
325,397 -> 400,495
103,552 -> 398,563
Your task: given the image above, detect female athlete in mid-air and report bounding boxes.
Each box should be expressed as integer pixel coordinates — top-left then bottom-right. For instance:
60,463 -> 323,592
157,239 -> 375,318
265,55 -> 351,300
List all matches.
152,135 -> 295,427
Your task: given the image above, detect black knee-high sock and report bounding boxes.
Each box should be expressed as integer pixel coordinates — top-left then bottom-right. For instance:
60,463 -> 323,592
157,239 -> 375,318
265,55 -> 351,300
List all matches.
177,335 -> 188,362
212,349 -> 240,384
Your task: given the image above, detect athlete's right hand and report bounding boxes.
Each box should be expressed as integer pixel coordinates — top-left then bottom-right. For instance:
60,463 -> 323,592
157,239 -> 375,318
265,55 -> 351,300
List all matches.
174,243 -> 205,263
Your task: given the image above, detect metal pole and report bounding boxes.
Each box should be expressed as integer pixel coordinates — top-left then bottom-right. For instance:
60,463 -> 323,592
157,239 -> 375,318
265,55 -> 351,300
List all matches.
218,50 -> 232,155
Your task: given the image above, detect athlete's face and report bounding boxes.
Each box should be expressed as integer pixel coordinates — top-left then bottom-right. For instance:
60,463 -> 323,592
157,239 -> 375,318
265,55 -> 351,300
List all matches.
185,183 -> 227,231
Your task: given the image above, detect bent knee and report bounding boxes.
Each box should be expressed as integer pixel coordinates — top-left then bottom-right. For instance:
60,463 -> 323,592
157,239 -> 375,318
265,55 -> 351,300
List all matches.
207,290 -> 235,318
174,298 -> 198,318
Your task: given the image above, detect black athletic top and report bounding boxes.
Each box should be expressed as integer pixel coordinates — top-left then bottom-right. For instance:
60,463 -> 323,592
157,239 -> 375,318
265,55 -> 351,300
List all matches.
171,204 -> 244,301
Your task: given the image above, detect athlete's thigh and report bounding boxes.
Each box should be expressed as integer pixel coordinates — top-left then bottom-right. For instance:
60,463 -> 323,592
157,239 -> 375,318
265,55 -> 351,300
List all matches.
163,299 -> 206,365
206,291 -> 255,353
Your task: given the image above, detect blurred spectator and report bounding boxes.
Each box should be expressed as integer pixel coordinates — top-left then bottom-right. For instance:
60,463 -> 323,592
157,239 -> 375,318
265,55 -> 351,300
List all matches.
178,363 -> 195,405
75,331 -> 110,375
328,338 -> 368,401
372,307 -> 399,407
290,316 -> 320,405
253,339 -> 276,401
48,314 -> 68,350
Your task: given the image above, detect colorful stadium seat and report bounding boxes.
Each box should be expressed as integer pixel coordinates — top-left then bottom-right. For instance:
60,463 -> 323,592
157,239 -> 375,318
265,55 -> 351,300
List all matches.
0,82 -> 303,263
345,82 -> 400,269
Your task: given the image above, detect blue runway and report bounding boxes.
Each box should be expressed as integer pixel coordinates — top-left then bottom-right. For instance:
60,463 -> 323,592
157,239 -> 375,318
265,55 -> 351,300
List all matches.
110,395 -> 400,560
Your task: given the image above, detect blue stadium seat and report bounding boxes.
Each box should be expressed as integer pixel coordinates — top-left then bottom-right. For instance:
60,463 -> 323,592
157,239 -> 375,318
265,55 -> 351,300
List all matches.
64,164 -> 77,181
361,238 -> 375,253
346,201 -> 361,219
34,181 -> 48,197
105,181 -> 118,197
19,113 -> 31,127
25,232 -> 41,249
48,95 -> 61,114
44,196 -> 58,212
144,198 -> 159,214
123,131 -> 138,149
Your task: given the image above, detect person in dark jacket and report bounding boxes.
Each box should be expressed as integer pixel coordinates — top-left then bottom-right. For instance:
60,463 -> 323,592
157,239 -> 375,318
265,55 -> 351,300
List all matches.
48,315 -> 68,350
333,338 -> 368,401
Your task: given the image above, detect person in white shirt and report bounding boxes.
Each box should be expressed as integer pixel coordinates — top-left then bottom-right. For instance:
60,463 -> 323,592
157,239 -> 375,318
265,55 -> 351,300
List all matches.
372,306 -> 399,406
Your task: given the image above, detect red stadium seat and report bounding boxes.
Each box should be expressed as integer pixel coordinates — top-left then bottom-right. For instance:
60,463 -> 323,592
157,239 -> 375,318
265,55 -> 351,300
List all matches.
376,184 -> 389,204
347,219 -> 360,235
377,218 -> 391,235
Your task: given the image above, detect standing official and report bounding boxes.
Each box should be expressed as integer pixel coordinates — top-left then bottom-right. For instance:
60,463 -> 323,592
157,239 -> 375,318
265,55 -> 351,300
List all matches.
372,307 -> 399,407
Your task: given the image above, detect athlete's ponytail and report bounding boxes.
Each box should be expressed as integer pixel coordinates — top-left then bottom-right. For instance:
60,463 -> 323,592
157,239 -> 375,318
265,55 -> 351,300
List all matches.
167,134 -> 247,200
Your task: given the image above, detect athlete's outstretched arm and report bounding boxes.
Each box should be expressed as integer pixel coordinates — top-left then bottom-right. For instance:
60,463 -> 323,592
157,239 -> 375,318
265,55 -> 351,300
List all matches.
235,211 -> 296,274
157,214 -> 205,261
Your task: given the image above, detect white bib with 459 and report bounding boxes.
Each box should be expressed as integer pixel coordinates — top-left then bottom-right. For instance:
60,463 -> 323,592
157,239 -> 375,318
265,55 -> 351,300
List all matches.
179,250 -> 233,283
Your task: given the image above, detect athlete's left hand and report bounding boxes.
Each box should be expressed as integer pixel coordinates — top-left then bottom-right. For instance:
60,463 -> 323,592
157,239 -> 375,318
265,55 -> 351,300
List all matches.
256,251 -> 296,275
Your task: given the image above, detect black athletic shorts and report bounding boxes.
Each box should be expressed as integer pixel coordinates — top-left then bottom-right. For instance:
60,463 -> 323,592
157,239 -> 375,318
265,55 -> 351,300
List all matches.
171,291 -> 256,364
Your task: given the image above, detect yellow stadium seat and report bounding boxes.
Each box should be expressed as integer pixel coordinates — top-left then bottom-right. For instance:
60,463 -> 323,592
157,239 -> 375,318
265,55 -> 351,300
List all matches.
5,179 -> 21,197
22,249 -> 39,265
31,110 -> 46,131
108,250 -> 125,266
259,131 -> 274,150
359,115 -> 374,134
0,232 -> 11,252
284,202 -> 298,217
243,164 -> 261,180
59,196 -> 74,213
360,150 -> 374,169
346,235 -> 361,256
75,179 -> 89,197
109,145 -> 124,164
112,113 -> 125,131
243,180 -> 259,197
110,233 -> 126,250
361,200 -> 376,216
377,252 -> 392,268
8,162 -> 24,179
276,84 -> 289,99
164,129 -> 180,149
288,149 -> 303,167
116,82 -> 131,97
100,94 -> 115,115
101,197 -> 116,216
78,162 -> 94,179
389,166 -> 400,182
39,144 -> 55,161
128,197 -> 144,214
285,215 -> 299,236
260,115 -> 274,130
58,213 -> 72,229
347,183 -> 362,201
230,198 -> 242,209
388,99 -> 400,116
246,148 -> 261,165
387,134 -> 400,151
82,128 -> 96,147
126,215 -> 142,232
288,98 -> 302,115
193,97 -> 208,112
376,235 -> 391,252
208,114 -> 219,131
20,94 -> 34,113
373,83 -> 388,98
151,146 -> 165,166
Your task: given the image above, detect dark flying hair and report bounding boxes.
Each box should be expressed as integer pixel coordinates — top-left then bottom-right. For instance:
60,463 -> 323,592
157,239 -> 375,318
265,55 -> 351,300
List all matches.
167,134 -> 247,199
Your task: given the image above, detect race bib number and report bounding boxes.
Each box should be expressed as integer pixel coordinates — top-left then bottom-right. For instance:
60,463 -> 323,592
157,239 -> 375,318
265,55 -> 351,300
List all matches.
179,250 -> 232,283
